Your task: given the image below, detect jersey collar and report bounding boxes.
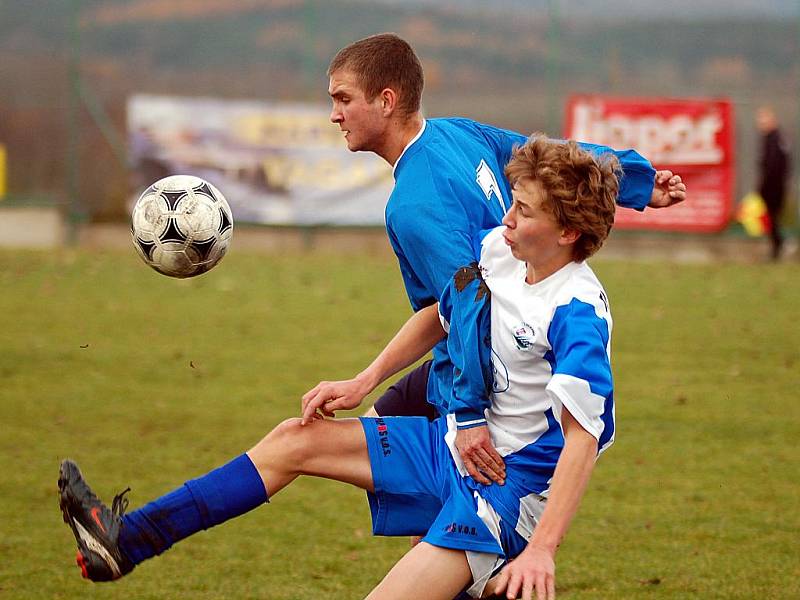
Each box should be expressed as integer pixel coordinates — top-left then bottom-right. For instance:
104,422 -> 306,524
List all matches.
522,260 -> 582,289
392,119 -> 427,178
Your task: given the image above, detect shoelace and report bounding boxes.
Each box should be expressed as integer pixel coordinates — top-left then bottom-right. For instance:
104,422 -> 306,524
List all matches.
111,487 -> 131,517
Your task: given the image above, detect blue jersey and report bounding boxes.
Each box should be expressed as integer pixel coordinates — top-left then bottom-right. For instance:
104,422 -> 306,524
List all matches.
386,117 -> 653,419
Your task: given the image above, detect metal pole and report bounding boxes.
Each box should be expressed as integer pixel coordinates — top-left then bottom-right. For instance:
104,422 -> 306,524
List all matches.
546,0 -> 561,136
304,0 -> 317,99
66,0 -> 83,245
79,84 -> 128,169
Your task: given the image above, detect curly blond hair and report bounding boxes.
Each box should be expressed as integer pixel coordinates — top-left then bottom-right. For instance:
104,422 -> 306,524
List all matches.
504,135 -> 620,262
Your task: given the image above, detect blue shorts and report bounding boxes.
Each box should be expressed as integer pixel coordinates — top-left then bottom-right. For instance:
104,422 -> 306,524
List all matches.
372,360 -> 437,420
360,416 -> 539,595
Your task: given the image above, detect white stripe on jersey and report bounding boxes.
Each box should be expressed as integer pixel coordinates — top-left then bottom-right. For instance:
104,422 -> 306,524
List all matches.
547,374 -> 614,451
465,495 -> 505,597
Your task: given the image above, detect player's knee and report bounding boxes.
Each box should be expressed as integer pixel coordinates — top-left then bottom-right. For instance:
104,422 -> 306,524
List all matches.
270,417 -> 317,463
250,418 -> 313,468
270,417 -> 309,445
271,416 -> 304,435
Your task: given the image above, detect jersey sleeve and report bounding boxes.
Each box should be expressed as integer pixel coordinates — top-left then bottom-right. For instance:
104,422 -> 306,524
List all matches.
544,298 -> 615,452
438,260 -> 493,427
466,121 -> 655,211
471,121 -> 528,170
576,142 -> 655,211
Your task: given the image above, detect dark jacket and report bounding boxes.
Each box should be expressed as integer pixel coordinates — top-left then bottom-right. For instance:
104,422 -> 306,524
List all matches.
758,129 -> 790,207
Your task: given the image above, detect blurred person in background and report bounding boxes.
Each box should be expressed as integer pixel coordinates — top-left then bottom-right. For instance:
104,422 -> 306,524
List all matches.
756,106 -> 791,261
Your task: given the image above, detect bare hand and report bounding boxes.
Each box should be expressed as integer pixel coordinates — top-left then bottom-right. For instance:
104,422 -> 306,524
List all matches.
454,425 -> 505,485
300,377 -> 372,424
492,545 -> 556,600
648,170 -> 686,208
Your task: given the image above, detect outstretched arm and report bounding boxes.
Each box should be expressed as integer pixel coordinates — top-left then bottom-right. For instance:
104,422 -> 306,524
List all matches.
491,408 -> 597,600
576,144 -> 686,210
485,128 -> 687,212
300,304 -> 445,423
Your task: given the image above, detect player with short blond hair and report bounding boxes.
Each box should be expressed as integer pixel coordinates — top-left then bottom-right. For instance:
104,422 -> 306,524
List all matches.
311,33 -> 684,487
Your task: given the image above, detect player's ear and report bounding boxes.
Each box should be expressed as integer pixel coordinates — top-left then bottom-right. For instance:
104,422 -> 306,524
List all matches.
379,88 -> 398,116
559,229 -> 581,246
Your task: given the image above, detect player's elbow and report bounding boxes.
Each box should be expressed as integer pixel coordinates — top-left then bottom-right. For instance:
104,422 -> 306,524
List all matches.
563,424 -> 599,457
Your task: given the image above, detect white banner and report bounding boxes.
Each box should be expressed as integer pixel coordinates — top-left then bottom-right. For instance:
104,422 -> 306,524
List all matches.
127,94 -> 393,226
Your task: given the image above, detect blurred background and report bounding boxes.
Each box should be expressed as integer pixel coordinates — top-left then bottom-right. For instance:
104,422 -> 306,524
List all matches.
1,0 -> 798,256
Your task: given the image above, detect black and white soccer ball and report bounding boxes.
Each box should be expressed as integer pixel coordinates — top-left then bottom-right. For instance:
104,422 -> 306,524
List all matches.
131,175 -> 233,278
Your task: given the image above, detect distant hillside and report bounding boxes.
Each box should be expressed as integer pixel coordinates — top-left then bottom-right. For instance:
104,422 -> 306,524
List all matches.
2,1 -> 795,99
0,0 -> 797,218
2,1 -> 796,80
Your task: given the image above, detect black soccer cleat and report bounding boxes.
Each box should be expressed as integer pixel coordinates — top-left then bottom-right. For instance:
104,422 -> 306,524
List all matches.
58,459 -> 135,582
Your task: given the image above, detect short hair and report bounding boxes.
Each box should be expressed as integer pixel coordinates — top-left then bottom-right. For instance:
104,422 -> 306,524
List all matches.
327,33 -> 424,118
504,135 -> 620,262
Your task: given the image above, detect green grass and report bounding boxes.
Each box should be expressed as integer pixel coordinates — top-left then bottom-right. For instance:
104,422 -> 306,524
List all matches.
1,247 -> 798,599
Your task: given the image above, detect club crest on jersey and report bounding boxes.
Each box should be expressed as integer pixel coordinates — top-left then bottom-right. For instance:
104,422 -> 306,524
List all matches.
513,323 -> 535,350
475,160 -> 506,211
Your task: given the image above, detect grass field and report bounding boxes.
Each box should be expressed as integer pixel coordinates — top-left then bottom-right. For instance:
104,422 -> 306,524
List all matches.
1,246 -> 799,599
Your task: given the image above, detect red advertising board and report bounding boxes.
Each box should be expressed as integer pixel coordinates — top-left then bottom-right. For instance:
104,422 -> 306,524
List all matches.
564,95 -> 734,233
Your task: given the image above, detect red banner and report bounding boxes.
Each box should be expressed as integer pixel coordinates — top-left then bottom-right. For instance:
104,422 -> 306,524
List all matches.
565,95 -> 734,233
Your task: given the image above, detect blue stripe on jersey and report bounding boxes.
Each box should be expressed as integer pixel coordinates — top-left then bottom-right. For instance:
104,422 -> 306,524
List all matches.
544,299 -> 614,445
598,392 -> 615,450
546,299 -> 611,397
501,407 -> 564,488
478,409 -> 563,523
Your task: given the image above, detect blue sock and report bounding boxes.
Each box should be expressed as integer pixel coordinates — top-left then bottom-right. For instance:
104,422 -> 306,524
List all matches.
119,454 -> 268,564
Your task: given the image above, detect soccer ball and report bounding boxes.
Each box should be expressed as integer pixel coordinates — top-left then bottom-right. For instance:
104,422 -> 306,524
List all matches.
131,175 -> 233,278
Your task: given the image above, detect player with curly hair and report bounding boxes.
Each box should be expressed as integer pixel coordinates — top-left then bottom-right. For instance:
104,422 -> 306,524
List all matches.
60,135 -> 623,600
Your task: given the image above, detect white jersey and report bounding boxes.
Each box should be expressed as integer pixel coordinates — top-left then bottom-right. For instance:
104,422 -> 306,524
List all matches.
441,227 -> 615,500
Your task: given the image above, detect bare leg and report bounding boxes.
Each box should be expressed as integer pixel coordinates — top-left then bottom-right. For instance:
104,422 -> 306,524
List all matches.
365,542 -> 472,600
246,418 -> 373,497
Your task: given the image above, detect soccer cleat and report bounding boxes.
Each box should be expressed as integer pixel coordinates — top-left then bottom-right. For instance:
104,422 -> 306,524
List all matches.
58,459 -> 135,582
